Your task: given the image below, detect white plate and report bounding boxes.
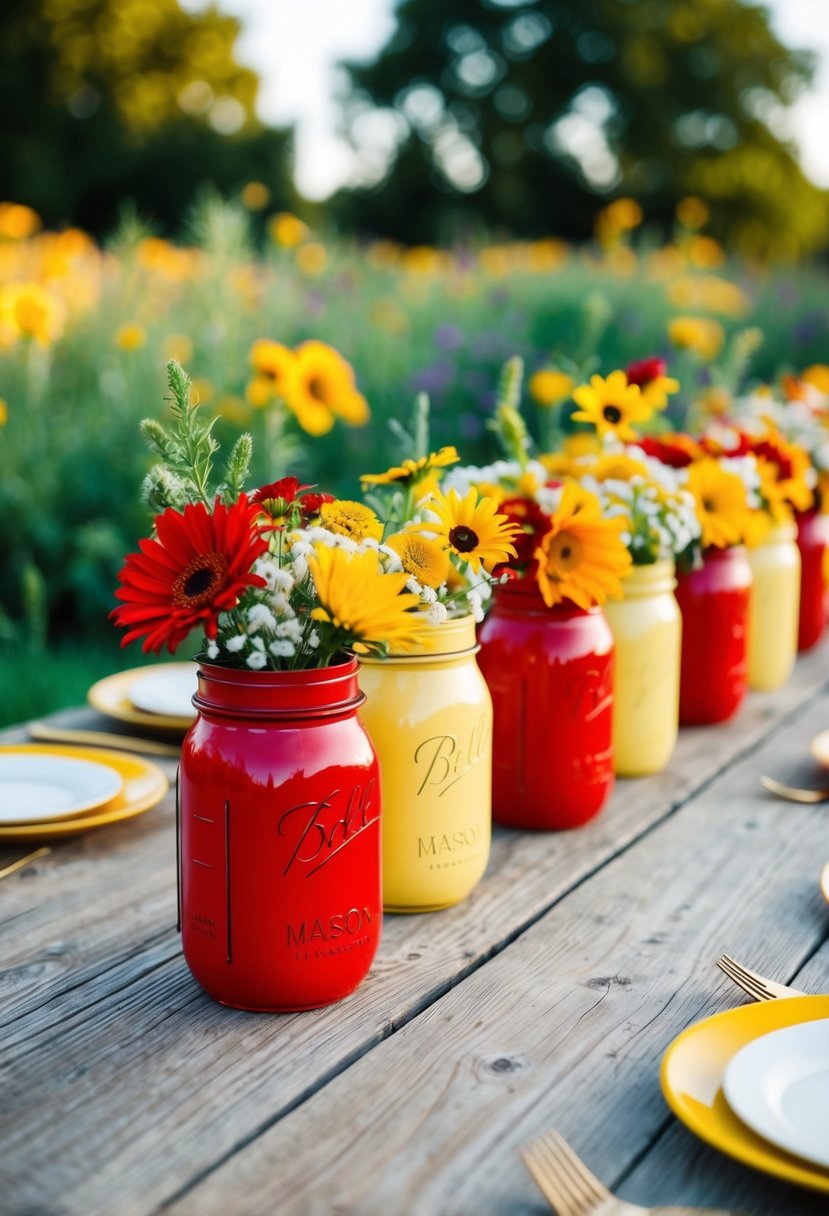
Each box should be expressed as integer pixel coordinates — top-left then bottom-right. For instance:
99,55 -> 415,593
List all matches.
127,666 -> 197,719
0,754 -> 123,824
723,1018 -> 829,1170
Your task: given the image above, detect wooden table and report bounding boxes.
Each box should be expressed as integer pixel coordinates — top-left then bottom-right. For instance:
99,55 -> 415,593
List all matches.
3,647 -> 829,1216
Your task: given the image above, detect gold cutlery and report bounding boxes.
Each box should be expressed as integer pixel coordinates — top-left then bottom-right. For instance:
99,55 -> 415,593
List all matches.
716,953 -> 804,1002
521,1130 -> 736,1215
760,775 -> 829,804
29,722 -> 181,757
0,846 -> 51,881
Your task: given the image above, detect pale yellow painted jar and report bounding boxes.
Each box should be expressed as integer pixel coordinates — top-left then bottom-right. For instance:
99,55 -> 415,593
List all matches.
603,560 -> 681,778
747,522 -> 801,691
358,614 -> 492,913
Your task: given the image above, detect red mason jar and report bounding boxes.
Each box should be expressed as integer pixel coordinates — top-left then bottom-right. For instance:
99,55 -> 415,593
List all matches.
477,580 -> 614,830
796,510 -> 829,651
675,547 -> 752,725
178,658 -> 381,1012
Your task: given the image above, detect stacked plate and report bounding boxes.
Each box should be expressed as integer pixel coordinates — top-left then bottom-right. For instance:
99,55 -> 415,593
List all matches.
662,996 -> 829,1192
0,744 -> 168,840
88,663 -> 198,733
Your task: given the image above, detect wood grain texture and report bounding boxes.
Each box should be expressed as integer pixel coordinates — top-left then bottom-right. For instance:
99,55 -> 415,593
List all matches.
1,650 -> 828,1216
169,693 -> 829,1216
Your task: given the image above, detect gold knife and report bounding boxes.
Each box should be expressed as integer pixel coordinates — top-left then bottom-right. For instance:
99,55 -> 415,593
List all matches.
28,722 -> 181,757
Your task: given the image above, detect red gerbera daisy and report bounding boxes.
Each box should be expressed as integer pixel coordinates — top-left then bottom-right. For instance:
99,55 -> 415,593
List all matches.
625,356 -> 667,388
111,496 -> 269,654
300,491 -> 335,523
252,477 -> 311,511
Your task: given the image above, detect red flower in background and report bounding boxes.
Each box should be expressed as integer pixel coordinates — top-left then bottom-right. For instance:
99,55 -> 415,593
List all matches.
111,496 -> 268,653
639,434 -> 701,468
626,356 -> 668,388
300,491 -> 335,522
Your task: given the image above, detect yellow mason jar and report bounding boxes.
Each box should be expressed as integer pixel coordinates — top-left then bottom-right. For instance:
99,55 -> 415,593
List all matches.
603,561 -> 681,777
358,614 -> 492,913
747,522 -> 801,691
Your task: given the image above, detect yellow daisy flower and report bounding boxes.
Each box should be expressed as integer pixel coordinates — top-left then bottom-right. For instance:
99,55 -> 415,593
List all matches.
283,341 -> 370,436
589,453 -> 650,482
668,316 -> 724,361
534,483 -> 632,610
248,339 -> 298,407
422,487 -> 518,574
528,369 -> 575,408
571,371 -> 653,442
686,459 -> 751,549
386,532 -> 450,588
361,446 -> 459,487
308,545 -> 421,652
116,323 -> 146,351
320,500 -> 383,543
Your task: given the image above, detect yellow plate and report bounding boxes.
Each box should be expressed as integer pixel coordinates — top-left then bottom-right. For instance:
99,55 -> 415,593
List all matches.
88,663 -> 195,733
661,995 -> 829,1193
810,730 -> 829,768
0,744 -> 169,840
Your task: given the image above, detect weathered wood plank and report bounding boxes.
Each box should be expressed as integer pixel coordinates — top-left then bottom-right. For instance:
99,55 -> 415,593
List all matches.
2,644 -> 826,1030
167,694 -> 829,1216
1,651 -> 828,1215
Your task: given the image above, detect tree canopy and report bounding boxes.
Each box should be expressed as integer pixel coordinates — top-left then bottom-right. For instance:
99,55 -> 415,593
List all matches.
0,0 -> 293,234
336,0 -> 829,258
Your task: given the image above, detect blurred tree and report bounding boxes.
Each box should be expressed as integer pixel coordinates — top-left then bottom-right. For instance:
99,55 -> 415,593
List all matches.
0,0 -> 294,234
336,0 -> 829,258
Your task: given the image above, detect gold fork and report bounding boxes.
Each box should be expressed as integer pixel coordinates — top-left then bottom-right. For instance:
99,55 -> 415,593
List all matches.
521,1130 -> 736,1214
716,953 -> 804,1001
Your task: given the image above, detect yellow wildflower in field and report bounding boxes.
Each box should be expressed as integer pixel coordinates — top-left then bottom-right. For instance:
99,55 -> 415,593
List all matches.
0,399 -> 7,426
687,235 -> 725,269
668,276 -> 747,317
165,334 -> 194,365
247,339 -> 298,407
668,316 -> 725,360
529,369 -> 575,407
0,282 -> 64,345
595,197 -> 643,241
676,197 -> 710,229
295,242 -> 327,275
189,377 -> 214,406
269,212 -> 309,248
802,365 -> 829,396
0,202 -> 41,240
241,181 -> 269,210
361,446 -> 459,488
116,324 -> 146,351
283,341 -> 369,436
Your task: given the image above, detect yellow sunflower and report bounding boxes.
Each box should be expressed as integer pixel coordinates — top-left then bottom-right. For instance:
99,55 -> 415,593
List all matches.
247,339 -> 298,408
319,500 -> 383,543
571,371 -> 654,442
282,341 -> 370,436
667,316 -> 724,361
423,487 -> 519,574
686,459 -> 751,549
308,545 -> 421,652
361,446 -> 459,487
534,484 -> 632,610
386,531 -> 450,588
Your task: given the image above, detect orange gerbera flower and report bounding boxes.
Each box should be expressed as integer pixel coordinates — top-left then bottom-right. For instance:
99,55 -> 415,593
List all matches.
534,484 -> 632,610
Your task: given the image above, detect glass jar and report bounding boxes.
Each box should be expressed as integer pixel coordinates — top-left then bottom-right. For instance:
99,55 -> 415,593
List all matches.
675,547 -> 752,725
603,560 -> 681,777
359,615 -> 492,913
178,659 -> 381,1012
796,510 -> 829,652
477,580 -> 614,831
747,522 -> 801,691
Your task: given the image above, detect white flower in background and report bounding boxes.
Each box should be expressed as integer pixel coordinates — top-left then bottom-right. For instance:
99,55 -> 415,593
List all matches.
225,634 -> 247,653
307,630 -> 321,649
467,590 -> 484,622
254,558 -> 281,590
246,650 -> 267,669
250,636 -> 266,652
206,640 -> 219,659
406,575 -> 423,596
378,543 -> 403,572
535,484 -> 562,515
420,585 -> 438,604
275,618 -> 302,641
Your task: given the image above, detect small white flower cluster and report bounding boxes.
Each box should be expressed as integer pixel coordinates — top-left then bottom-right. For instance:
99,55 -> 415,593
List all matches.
442,458 -> 549,499
735,393 -> 827,477
584,472 -> 701,564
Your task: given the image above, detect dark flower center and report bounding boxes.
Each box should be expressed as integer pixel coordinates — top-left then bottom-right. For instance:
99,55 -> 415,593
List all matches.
172,553 -> 228,609
702,498 -> 715,513
603,404 -> 623,424
308,376 -> 327,401
448,524 -> 479,553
